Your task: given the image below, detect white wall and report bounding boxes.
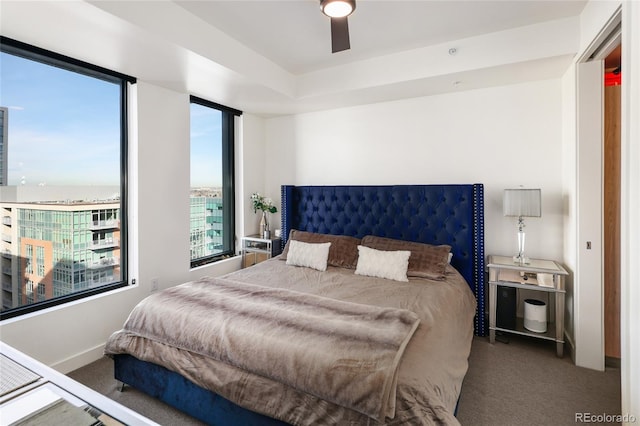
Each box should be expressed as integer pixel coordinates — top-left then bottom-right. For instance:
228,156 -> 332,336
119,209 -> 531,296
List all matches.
561,63 -> 577,352
135,82 -> 191,289
240,114 -> 269,239
265,80 -> 565,262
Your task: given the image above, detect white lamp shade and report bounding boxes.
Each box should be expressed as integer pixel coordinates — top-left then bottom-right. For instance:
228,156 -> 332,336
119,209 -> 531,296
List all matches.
503,189 -> 541,217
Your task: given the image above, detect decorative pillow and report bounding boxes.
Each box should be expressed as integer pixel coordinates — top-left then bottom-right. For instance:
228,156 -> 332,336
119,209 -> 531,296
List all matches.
280,230 -> 361,269
354,245 -> 410,282
285,240 -> 332,271
361,235 -> 451,280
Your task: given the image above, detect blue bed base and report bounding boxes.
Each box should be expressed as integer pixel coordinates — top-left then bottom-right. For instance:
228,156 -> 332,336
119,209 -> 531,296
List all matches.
114,354 -> 287,425
113,183 -> 485,425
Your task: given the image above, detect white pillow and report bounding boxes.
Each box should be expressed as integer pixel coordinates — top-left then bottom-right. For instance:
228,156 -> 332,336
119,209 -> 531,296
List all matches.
355,245 -> 411,282
285,240 -> 331,271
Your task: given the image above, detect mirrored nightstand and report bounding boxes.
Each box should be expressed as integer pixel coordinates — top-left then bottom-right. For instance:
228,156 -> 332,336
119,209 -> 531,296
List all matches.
241,234 -> 282,268
487,255 -> 569,357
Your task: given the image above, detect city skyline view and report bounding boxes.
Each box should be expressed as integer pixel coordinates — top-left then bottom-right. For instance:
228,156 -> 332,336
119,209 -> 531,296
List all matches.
1,45 -> 227,317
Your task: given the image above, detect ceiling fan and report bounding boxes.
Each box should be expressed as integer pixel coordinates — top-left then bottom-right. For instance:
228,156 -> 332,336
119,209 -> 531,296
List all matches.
320,0 -> 356,53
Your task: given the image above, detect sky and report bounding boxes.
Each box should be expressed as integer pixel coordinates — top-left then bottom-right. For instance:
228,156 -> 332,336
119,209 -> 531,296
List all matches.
190,103 -> 223,188
0,51 -> 222,188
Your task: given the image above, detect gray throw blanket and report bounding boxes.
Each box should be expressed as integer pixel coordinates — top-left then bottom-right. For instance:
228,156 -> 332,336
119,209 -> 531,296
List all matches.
110,277 -> 420,421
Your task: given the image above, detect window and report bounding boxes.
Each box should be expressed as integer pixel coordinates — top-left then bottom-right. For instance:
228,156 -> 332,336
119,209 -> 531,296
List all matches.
0,37 -> 135,320
37,282 -> 45,302
36,246 -> 44,277
189,96 -> 240,267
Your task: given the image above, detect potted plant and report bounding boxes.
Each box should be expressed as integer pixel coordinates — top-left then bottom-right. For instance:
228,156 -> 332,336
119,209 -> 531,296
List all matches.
250,192 -> 277,238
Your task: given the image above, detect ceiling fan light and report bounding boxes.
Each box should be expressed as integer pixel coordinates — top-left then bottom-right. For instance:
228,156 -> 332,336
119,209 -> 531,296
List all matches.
321,0 -> 355,18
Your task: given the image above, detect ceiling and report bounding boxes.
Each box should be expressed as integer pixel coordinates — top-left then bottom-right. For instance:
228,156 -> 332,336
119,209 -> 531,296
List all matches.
2,1 -> 589,116
173,0 -> 586,75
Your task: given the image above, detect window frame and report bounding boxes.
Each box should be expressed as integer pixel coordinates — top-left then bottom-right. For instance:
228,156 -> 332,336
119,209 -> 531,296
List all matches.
189,95 -> 241,268
0,37 -> 135,320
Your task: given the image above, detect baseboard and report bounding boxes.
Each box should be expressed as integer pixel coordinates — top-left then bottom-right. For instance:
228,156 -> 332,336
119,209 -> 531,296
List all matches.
50,343 -> 106,374
563,332 -> 617,370
564,330 -> 576,364
605,356 -> 621,368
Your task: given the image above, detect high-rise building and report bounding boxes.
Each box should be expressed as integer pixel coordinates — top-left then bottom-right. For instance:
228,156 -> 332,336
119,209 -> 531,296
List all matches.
1,200 -> 120,311
190,196 -> 224,261
1,188 -> 224,312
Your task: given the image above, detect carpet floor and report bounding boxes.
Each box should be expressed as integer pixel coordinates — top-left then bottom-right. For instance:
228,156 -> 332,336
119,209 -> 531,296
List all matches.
68,335 -> 621,425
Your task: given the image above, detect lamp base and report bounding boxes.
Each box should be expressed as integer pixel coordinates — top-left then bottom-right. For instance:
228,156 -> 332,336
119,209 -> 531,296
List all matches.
513,255 -> 531,265
514,227 -> 529,265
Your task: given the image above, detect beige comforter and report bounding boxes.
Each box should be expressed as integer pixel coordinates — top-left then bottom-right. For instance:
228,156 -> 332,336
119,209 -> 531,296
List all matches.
105,258 -> 476,425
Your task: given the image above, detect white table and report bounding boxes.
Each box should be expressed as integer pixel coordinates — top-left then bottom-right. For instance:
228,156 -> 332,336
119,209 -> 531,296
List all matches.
0,341 -> 158,426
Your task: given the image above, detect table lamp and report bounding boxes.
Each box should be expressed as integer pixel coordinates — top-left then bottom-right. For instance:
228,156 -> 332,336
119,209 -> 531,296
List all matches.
503,188 -> 541,264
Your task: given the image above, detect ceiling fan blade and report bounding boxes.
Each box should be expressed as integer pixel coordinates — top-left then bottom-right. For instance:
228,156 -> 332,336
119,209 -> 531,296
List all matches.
330,16 -> 350,53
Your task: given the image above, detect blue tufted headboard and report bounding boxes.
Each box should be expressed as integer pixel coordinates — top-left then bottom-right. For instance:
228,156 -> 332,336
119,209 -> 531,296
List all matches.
281,184 -> 486,336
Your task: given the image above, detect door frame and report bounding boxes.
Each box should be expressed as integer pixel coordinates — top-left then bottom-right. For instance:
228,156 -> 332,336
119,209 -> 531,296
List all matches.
574,10 -> 621,372
620,1 -> 640,419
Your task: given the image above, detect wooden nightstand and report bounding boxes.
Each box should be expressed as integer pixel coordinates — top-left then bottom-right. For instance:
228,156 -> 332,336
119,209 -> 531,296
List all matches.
487,255 -> 569,357
241,234 -> 282,268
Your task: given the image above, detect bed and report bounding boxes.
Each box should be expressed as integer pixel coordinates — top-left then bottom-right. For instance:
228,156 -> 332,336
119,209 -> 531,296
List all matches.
105,184 -> 485,425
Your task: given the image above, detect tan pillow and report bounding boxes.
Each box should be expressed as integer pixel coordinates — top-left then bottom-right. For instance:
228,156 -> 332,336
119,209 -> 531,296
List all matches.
281,230 -> 361,269
360,235 -> 451,280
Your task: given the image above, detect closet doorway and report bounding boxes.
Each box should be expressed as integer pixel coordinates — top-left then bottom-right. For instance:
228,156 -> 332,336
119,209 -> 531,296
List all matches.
575,12 -> 621,371
604,43 -> 621,366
